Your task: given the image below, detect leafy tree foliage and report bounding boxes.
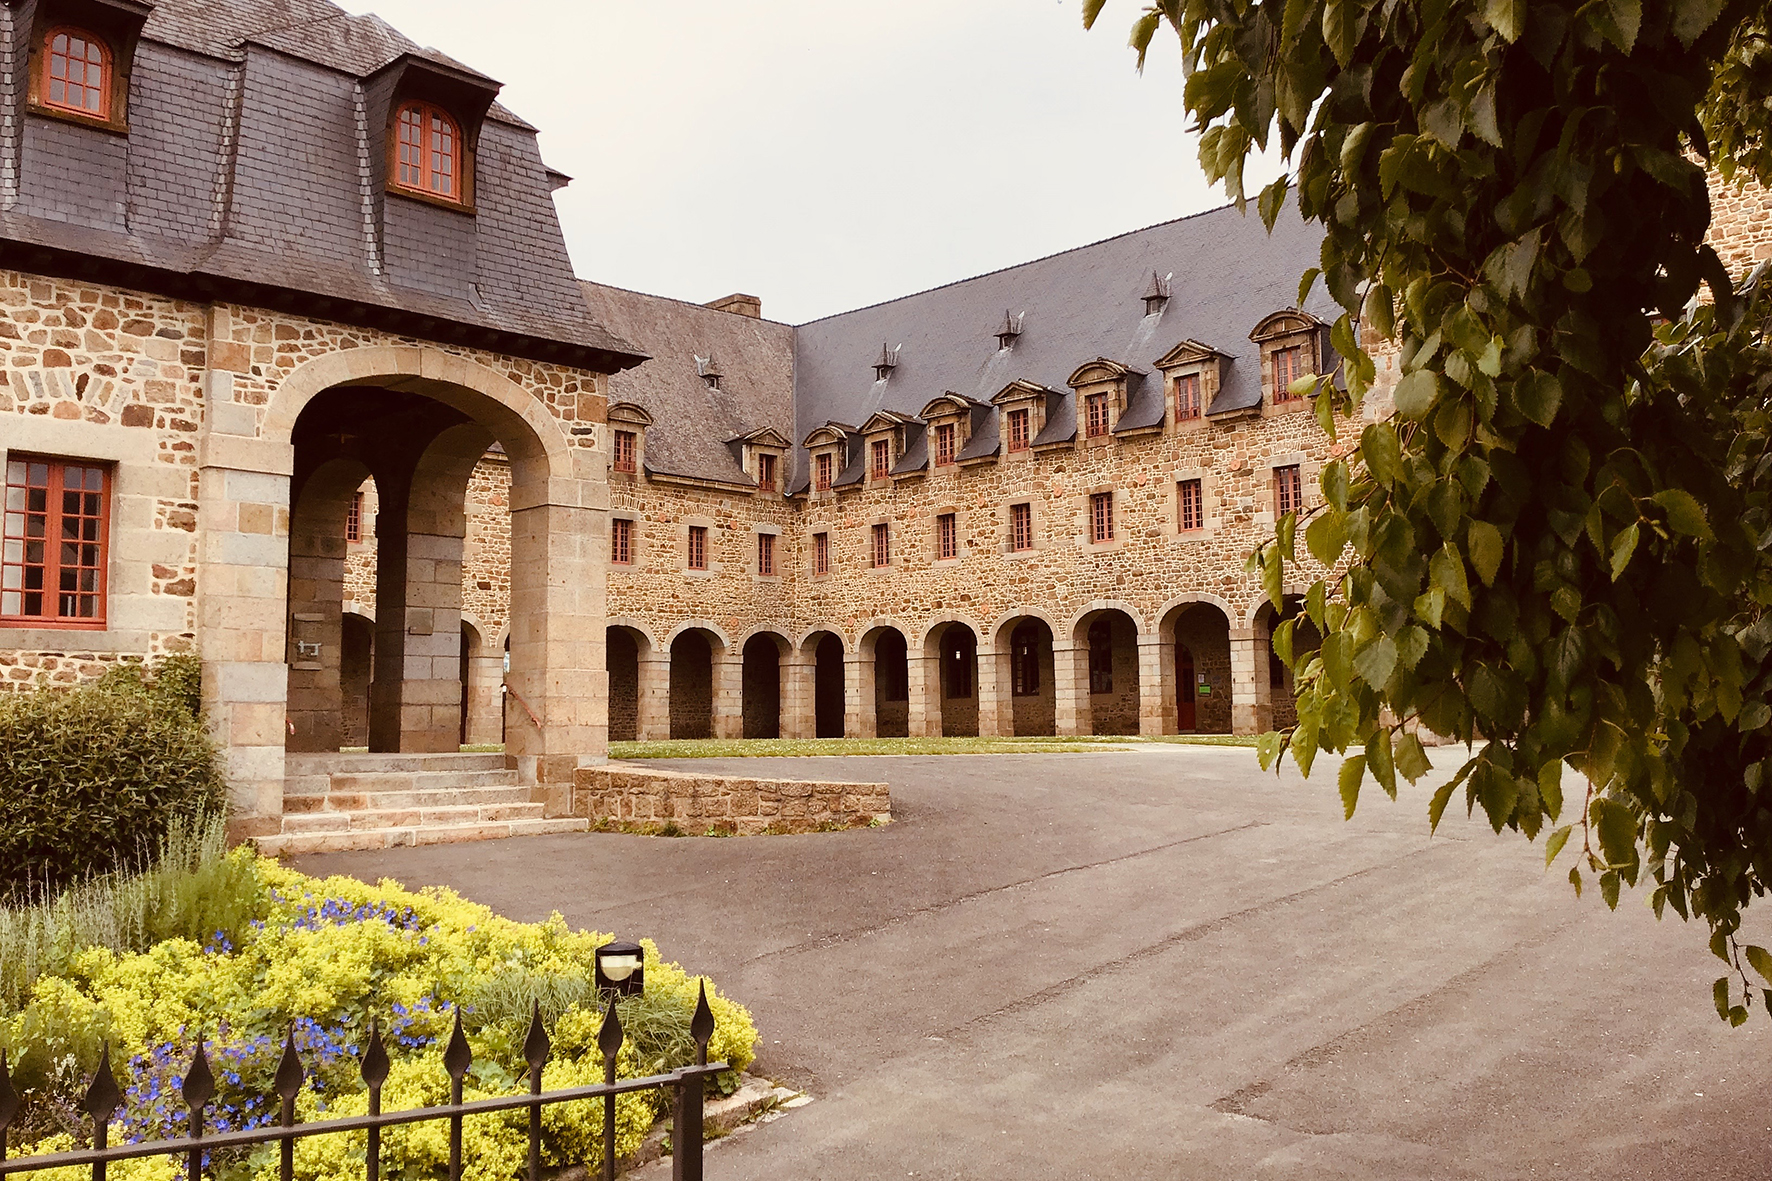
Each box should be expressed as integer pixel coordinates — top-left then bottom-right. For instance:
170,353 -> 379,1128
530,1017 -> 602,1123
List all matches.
1087,0 -> 1772,1020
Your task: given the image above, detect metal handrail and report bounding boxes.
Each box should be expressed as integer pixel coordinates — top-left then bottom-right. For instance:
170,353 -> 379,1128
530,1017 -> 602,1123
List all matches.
503,679 -> 543,732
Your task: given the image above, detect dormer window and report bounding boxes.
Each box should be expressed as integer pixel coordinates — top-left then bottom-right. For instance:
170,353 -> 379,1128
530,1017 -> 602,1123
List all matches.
612,430 -> 637,474
1084,393 -> 1110,438
394,101 -> 461,201
757,453 -> 777,492
1272,345 -> 1306,403
1250,311 -> 1324,412
934,423 -> 956,466
42,28 -> 109,117
1007,408 -> 1030,452
871,439 -> 892,480
815,452 -> 834,491
1175,373 -> 1201,420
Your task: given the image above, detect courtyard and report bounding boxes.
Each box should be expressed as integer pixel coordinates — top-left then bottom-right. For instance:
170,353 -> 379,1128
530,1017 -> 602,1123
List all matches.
295,746 -> 1772,1179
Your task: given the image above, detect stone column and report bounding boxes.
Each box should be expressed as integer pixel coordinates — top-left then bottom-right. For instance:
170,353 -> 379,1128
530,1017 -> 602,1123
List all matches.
712,645 -> 744,739
1053,644 -> 1087,736
847,652 -> 874,738
197,425 -> 293,838
1138,637 -> 1174,737
1230,626 -> 1274,736
781,649 -> 816,739
976,642 -> 1006,737
464,649 -> 505,745
635,652 -> 672,740
907,652 -> 940,737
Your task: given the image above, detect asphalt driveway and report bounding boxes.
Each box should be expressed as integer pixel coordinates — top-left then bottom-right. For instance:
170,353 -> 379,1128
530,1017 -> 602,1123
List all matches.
295,746 -> 1772,1179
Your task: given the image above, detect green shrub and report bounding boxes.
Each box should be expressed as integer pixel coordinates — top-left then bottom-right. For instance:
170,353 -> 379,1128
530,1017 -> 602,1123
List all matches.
0,655 -> 224,901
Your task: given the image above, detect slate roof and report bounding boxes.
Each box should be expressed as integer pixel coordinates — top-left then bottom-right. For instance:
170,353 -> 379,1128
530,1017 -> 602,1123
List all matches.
580,282 -> 796,487
1,0 -> 638,370
786,199 -> 1335,481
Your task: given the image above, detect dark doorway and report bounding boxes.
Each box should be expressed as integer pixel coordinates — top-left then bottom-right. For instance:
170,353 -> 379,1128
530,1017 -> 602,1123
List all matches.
814,633 -> 846,738
458,625 -> 473,747
1007,618 -> 1055,736
937,624 -> 978,737
742,635 -> 782,739
873,629 -> 909,738
1176,643 -> 1197,731
607,627 -> 640,742
340,612 -> 373,748
670,630 -> 715,739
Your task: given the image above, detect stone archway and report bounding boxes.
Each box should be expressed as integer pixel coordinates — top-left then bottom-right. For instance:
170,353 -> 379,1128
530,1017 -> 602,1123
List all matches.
742,632 -> 789,739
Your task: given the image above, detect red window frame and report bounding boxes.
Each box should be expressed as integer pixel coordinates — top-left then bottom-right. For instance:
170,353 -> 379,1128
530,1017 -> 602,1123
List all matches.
1175,373 -> 1201,421
1090,491 -> 1114,543
872,522 -> 891,568
610,517 -> 632,566
757,532 -> 776,576
1271,345 -> 1306,403
612,430 -> 637,474
813,531 -> 830,575
1178,479 -> 1203,532
1084,393 -> 1111,438
871,439 -> 891,480
814,452 -> 834,491
41,27 -> 110,119
1006,408 -> 1030,452
687,525 -> 708,571
1275,465 -> 1304,516
394,101 -> 462,201
1010,502 -> 1033,552
937,512 -> 957,560
934,423 -> 956,466
346,490 -> 363,542
756,453 -> 777,492
3,456 -> 109,628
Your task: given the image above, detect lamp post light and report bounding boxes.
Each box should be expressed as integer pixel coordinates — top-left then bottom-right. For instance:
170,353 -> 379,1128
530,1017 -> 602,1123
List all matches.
594,940 -> 645,997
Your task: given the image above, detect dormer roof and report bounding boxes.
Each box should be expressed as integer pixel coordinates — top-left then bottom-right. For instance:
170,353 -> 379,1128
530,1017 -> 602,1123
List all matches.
729,426 -> 792,449
1067,358 -> 1137,388
919,392 -> 984,420
1250,309 -> 1326,342
990,379 -> 1054,404
858,410 -> 915,435
608,402 -> 654,427
1154,339 -> 1230,369
802,421 -> 855,449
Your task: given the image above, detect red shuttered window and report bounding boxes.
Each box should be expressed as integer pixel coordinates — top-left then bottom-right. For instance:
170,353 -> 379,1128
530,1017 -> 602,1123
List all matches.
42,28 -> 110,118
1271,346 -> 1306,403
934,423 -> 956,466
813,531 -> 830,575
1175,373 -> 1201,420
610,517 -> 632,565
1006,408 -> 1030,452
1084,393 -> 1110,438
612,430 -> 637,474
814,452 -> 834,491
872,522 -> 891,568
395,101 -> 461,200
757,532 -> 775,576
2,457 -> 108,627
757,453 -> 776,492
687,525 -> 708,571
1275,465 -> 1303,517
937,512 -> 957,560
1178,479 -> 1203,532
871,439 -> 891,480
1090,491 -> 1114,543
1010,502 -> 1033,552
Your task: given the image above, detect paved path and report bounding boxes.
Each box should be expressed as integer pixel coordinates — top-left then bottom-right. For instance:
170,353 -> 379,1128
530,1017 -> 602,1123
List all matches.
296,747 -> 1772,1179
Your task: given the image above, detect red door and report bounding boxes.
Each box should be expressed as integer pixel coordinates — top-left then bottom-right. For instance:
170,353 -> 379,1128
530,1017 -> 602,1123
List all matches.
1176,645 -> 1196,731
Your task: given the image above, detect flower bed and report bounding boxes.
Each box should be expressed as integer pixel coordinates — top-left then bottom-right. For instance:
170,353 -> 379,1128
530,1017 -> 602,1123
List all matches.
0,849 -> 757,1181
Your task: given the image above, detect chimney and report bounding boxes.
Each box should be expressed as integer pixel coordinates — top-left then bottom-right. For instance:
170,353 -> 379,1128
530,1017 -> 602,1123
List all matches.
707,293 -> 762,318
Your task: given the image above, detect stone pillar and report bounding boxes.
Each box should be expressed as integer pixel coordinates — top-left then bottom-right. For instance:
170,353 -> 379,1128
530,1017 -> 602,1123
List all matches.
284,489 -> 348,754
197,364 -> 292,838
1053,644 -> 1087,736
847,652 -> 874,738
464,649 -> 504,745
1230,626 -> 1274,736
635,652 -> 671,740
1138,637 -> 1173,737
713,645 -> 744,739
781,649 -> 816,739
976,642 -> 1006,737
908,653 -> 940,737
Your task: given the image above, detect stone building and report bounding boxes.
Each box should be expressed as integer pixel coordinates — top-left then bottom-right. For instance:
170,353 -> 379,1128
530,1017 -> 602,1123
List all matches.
6,0 -> 1771,843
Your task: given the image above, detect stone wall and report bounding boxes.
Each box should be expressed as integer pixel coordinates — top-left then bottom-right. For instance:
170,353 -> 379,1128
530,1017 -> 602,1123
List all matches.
573,763 -> 891,835
1710,170 -> 1772,278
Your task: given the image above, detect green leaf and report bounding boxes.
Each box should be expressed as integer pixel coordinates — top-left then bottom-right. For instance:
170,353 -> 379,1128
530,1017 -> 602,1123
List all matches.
1605,0 -> 1641,51
1364,283 -> 1394,340
1545,824 -> 1573,866
1339,754 -> 1367,818
1482,0 -> 1526,40
1414,586 -> 1445,628
1128,10 -> 1163,67
1367,728 -> 1397,800
1282,0 -> 1319,43
1600,868 -> 1621,910
1393,369 -> 1439,420
1569,866 -> 1583,898
1322,0 -> 1359,66
1081,0 -> 1109,28
1306,512 -> 1349,567
1515,371 -> 1562,427
1715,976 -> 1732,1021
1321,459 -> 1350,510
1257,729 -> 1284,771
1746,946 -> 1772,987
1652,489 -> 1714,540
1592,797 -> 1640,870
1395,731 -> 1433,781
1395,624 -> 1428,670
1430,543 -> 1472,610
1467,520 -> 1503,586
1539,760 -> 1564,820
1361,423 -> 1402,487
1609,522 -> 1640,581
1353,635 -> 1399,687
1672,0 -> 1725,45
1298,267 -> 1322,306
1429,774 -> 1460,832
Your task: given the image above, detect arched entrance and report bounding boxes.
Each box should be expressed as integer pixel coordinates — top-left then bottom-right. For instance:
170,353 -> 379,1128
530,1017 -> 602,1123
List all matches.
607,626 -> 643,742
1162,601 -> 1233,734
930,622 -> 979,737
669,629 -> 718,739
742,633 -> 787,739
999,616 -> 1055,736
861,626 -> 910,738
1175,643 -> 1197,732
340,611 -> 374,748
810,631 -> 846,738
1074,608 -> 1140,735
1258,598 -> 1318,731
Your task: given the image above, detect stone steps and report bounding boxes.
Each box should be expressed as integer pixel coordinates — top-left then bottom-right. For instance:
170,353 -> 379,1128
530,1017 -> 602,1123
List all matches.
260,752 -> 585,856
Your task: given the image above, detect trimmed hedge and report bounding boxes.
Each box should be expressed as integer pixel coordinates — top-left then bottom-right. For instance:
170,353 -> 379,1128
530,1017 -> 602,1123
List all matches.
0,655 -> 223,900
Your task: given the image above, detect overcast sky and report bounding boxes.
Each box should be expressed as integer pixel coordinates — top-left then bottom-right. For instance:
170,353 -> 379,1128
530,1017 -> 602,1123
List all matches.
337,0 -> 1284,325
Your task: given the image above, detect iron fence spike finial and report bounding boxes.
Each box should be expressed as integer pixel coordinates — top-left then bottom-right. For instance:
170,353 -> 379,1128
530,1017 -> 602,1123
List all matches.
596,996 -> 624,1060
182,1034 -> 216,1113
361,1019 -> 390,1089
273,1027 -> 303,1101
523,1001 -> 551,1075
690,980 -> 715,1048
443,1008 -> 472,1081
85,1044 -> 121,1124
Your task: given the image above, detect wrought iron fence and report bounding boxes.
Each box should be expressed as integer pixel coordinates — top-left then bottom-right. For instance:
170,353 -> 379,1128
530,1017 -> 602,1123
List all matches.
0,984 -> 726,1181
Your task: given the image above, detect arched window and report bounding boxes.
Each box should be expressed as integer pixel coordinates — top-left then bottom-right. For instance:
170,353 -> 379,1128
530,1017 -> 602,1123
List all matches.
41,27 -> 110,118
394,101 -> 461,200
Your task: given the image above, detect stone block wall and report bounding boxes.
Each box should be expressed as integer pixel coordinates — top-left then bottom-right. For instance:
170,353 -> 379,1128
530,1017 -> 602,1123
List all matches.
572,763 -> 891,835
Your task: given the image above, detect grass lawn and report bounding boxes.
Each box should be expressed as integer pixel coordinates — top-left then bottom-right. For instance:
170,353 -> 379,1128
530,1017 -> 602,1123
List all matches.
606,734 -> 1259,759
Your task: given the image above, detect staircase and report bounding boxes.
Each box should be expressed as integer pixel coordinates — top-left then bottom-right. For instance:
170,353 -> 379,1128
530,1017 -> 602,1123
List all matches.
254,753 -> 588,857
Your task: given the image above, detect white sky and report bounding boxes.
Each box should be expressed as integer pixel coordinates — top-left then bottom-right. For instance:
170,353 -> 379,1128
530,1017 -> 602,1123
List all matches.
337,0 -> 1284,325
